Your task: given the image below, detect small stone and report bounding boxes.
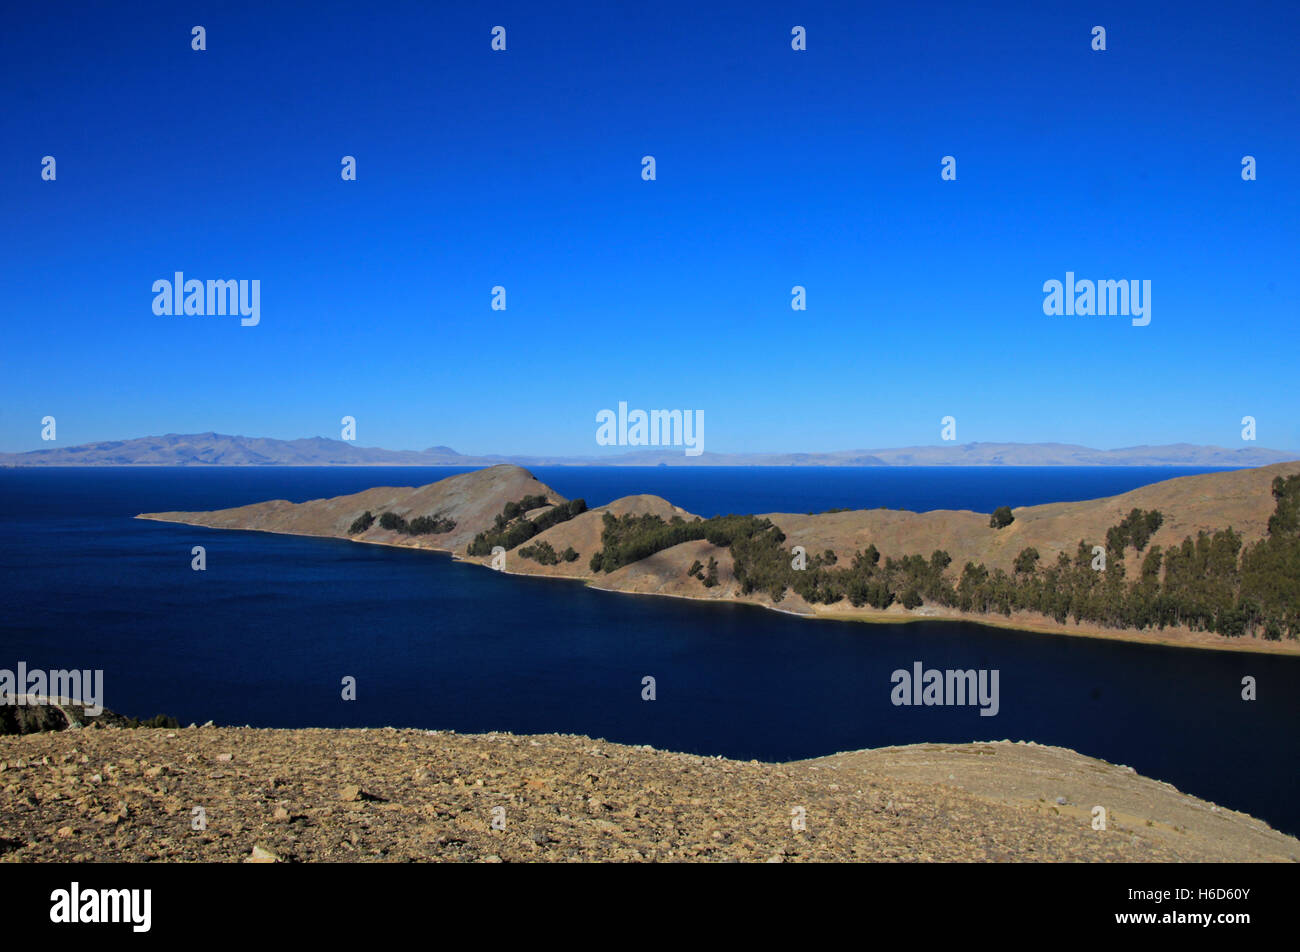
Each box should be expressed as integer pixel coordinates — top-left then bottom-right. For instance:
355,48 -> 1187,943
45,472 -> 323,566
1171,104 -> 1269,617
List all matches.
215,753 -> 233,763
1055,796 -> 1067,806
272,807 -> 291,822
56,826 -> 75,838
247,845 -> 280,863
339,785 -> 362,802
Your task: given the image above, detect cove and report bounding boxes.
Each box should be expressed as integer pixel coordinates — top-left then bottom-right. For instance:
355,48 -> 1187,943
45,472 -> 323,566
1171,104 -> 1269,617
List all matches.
0,466 -> 1295,837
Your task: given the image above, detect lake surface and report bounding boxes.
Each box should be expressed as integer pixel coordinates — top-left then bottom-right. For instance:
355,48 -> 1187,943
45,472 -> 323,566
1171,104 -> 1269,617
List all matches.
1,466 -> 1296,836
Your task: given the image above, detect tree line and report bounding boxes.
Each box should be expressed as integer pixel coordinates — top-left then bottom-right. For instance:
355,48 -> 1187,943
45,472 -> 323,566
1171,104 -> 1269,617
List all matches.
588,512 -> 773,574
348,510 -> 456,536
467,496 -> 587,556
588,476 -> 1300,641
518,540 -> 580,565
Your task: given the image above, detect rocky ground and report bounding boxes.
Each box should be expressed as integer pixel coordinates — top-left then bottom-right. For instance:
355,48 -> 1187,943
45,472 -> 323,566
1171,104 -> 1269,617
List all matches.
1,726 -> 1294,862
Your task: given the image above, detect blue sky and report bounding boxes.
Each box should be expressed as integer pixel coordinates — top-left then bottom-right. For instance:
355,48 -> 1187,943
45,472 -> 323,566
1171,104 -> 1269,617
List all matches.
2,0 -> 1297,455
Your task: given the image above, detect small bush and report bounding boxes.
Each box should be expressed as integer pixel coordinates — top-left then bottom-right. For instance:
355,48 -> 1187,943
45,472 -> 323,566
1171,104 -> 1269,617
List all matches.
519,541 -> 560,565
377,511 -> 455,535
702,556 -> 719,588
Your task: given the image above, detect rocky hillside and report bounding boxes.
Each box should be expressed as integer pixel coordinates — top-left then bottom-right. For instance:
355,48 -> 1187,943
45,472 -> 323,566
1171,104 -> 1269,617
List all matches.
1,726 -> 1293,862
771,459 -> 1300,577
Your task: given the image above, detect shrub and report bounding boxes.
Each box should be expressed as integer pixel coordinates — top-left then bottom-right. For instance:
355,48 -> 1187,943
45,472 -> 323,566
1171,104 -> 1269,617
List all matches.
408,514 -> 456,534
376,511 -> 456,535
467,497 -> 587,556
1013,547 -> 1040,575
519,541 -> 560,565
702,556 -> 719,588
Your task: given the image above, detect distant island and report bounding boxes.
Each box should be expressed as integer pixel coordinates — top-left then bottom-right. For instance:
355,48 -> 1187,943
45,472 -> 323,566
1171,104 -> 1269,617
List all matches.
138,460 -> 1300,655
5,432 -> 1297,467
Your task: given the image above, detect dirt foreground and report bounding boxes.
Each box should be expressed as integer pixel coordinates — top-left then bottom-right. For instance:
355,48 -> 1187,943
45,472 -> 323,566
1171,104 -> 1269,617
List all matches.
1,727 -> 1294,863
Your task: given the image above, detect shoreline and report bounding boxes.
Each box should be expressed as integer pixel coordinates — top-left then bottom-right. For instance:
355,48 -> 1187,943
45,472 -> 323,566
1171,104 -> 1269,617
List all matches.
135,513 -> 1300,657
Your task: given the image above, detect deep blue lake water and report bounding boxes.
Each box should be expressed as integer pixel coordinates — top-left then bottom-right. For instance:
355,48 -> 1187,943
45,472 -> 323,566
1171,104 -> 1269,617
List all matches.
1,466 -> 1296,836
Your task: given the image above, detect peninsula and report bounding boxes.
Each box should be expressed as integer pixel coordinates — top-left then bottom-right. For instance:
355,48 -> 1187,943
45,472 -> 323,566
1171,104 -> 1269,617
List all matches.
137,461 -> 1300,655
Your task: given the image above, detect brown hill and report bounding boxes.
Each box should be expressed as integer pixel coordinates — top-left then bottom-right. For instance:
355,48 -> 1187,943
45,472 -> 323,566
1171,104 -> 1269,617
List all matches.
772,459 -> 1300,577
139,464 -> 562,554
493,494 -> 698,579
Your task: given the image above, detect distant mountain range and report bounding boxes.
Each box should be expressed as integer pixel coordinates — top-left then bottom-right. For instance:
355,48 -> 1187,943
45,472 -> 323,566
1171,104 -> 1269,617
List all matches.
1,432 -> 1296,467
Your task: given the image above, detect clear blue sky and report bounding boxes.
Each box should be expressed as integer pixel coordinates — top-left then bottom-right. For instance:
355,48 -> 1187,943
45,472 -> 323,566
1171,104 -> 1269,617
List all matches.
2,1 -> 1296,455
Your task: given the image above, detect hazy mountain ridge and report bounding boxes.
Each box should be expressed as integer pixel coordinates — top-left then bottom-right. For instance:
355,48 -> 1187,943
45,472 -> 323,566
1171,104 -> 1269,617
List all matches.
4,433 -> 1295,467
